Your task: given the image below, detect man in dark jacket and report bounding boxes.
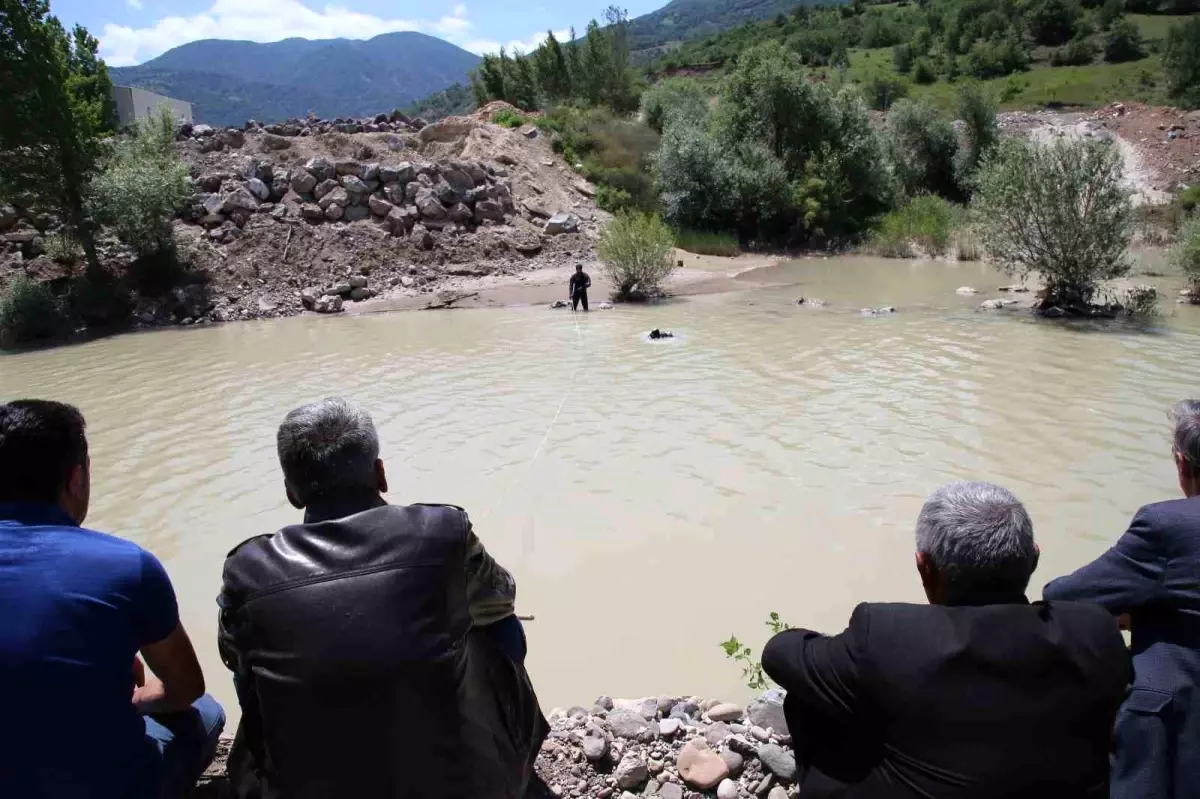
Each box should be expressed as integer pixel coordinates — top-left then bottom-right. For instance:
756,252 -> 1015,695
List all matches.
1044,399 -> 1200,799
218,397 -> 547,799
569,264 -> 591,311
763,481 -> 1131,799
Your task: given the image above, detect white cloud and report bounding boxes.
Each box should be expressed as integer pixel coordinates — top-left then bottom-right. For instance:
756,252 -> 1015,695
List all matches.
100,0 -> 490,66
464,28 -> 570,57
126,0 -> 144,9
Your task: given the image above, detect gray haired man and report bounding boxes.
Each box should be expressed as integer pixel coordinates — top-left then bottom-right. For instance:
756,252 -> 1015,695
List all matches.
762,481 -> 1130,799
1046,400 -> 1200,799
218,397 -> 547,799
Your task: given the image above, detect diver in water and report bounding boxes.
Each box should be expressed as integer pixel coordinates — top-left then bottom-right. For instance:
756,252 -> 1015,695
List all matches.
648,329 -> 674,340
569,265 -> 591,312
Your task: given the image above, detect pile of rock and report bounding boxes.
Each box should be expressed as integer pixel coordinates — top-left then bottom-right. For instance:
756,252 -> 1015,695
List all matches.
537,691 -> 797,799
179,109 -> 431,152
299,274 -> 377,314
186,155 -> 529,245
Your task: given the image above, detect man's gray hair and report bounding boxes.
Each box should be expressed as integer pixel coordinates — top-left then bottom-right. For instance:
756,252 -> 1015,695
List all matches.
1172,400 -> 1200,477
915,481 -> 1038,598
277,397 -> 380,504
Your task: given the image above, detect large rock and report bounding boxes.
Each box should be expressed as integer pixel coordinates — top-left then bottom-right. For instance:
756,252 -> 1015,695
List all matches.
615,698 -> 659,721
708,703 -> 744,723
614,754 -> 648,789
218,128 -> 244,149
368,195 -> 394,217
704,722 -> 732,747
582,734 -> 608,762
314,295 -> 343,313
246,178 -> 270,201
343,204 -> 370,222
757,744 -> 796,783
324,203 -> 344,221
748,690 -> 789,736
349,286 -> 372,301
360,163 -> 380,181
544,212 -> 579,235
384,183 -> 406,204
720,749 -> 744,777
606,708 -> 657,741
300,203 -> 323,220
677,739 -> 730,791
300,287 -> 320,309
340,175 -> 369,194
221,186 -> 258,214
659,784 -> 684,799
318,187 -> 349,211
767,788 -> 788,799
313,178 -> 338,200
335,159 -> 362,176
717,779 -> 739,799
291,171 -> 317,195
447,202 -> 472,224
191,123 -> 215,137
416,189 -> 447,220
201,194 -> 225,216
475,199 -> 506,222
385,206 -> 411,236
270,173 -> 290,200
659,718 -> 682,738
305,157 -> 335,182
262,133 -> 290,150
443,168 -> 474,197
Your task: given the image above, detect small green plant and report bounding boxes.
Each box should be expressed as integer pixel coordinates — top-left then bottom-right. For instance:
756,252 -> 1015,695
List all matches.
44,232 -> 81,265
491,108 -> 528,129
720,612 -> 793,691
1118,284 -> 1159,318
597,212 -> 677,301
1180,186 -> 1200,215
912,58 -> 937,84
595,184 -> 635,213
871,194 -> 963,257
0,277 -> 68,346
675,230 -> 741,257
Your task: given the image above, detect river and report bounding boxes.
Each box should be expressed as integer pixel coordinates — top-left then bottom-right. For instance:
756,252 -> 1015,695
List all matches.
2,254 -> 1197,719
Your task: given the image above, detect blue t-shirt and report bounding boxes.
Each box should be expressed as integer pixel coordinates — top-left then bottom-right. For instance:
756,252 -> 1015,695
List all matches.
0,502 -> 179,798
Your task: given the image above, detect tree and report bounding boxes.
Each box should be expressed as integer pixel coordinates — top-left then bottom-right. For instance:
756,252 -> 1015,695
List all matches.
508,48 -> 539,110
954,82 -> 999,188
971,137 -> 1132,310
599,6 -> 637,112
1025,0 -> 1081,46
887,100 -> 961,199
533,30 -> 572,103
1163,16 -> 1200,109
1171,215 -> 1200,293
1103,19 -> 1145,63
894,43 -> 915,73
640,77 -> 709,133
597,212 -> 677,300
0,0 -> 112,276
1095,0 -> 1123,29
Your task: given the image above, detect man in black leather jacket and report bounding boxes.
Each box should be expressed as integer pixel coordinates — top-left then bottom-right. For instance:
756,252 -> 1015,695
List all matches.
218,397 -> 547,799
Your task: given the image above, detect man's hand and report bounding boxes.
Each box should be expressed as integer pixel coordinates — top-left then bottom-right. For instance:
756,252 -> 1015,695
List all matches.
1116,613 -> 1132,632
132,655 -> 146,689
132,623 -> 205,715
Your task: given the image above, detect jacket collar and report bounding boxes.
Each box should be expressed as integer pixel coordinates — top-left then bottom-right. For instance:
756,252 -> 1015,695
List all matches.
302,491 -> 387,525
0,501 -> 78,528
944,591 -> 1030,608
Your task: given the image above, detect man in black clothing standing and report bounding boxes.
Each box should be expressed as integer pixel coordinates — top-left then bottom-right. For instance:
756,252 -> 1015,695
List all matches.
762,481 -> 1131,799
569,264 -> 591,311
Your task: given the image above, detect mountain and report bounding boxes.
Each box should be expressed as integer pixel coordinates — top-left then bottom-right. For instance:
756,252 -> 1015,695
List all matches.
109,32 -> 480,126
626,0 -> 807,51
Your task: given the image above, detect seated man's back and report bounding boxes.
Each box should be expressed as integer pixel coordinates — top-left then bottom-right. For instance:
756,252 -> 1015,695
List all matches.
220,398 -> 546,799
763,482 -> 1130,799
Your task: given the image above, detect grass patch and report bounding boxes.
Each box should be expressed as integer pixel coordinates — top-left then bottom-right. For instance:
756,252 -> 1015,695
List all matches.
870,194 -> 964,258
675,230 -> 741,257
1129,13 -> 1194,42
491,108 -> 529,128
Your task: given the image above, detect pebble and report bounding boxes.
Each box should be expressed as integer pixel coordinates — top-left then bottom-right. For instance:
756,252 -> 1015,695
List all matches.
717,778 -> 739,799
720,749 -> 744,777
757,744 -> 797,783
595,695 -> 615,711
648,758 -> 664,775
956,286 -> 978,295
659,784 -> 684,799
755,775 -> 774,796
767,788 -> 789,799
704,722 -> 732,747
708,703 -> 744,723
677,738 -> 730,790
582,735 -> 608,762
607,709 -> 658,740
615,697 -> 659,720
659,718 -> 682,738
614,754 -> 648,789
700,698 -> 723,712
750,725 -> 770,743
747,691 -> 789,736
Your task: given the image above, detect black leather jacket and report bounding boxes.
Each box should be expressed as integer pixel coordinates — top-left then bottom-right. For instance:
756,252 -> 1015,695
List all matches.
218,495 -> 545,799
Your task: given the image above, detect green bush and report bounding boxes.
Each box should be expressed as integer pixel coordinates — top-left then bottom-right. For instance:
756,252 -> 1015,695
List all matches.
675,229 -> 741,257
865,74 -> 910,110
888,100 -> 961,200
966,33 -> 1031,79
1180,185 -> 1200,214
1104,19 -> 1145,63
44,232 -> 81,265
1171,215 -> 1200,288
871,194 -> 963,257
640,77 -> 710,134
89,109 -> 193,260
1051,36 -> 1099,65
955,82 -> 999,189
595,184 -> 635,213
0,277 -> 68,346
1025,0 -> 1082,46
597,212 -> 677,300
1163,17 -> 1200,108
913,58 -> 938,84
1096,0 -> 1123,29
491,108 -> 528,128
972,137 -> 1133,309
894,43 -> 915,73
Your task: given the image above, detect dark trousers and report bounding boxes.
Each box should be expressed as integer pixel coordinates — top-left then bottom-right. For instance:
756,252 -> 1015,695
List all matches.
134,694 -> 226,798
572,289 -> 588,311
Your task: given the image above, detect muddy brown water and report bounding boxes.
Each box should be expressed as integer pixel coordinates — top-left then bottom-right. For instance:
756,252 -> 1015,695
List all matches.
2,254 -> 1197,720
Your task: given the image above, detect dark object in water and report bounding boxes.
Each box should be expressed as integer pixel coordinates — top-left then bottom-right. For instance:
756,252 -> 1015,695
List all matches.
648,328 -> 674,340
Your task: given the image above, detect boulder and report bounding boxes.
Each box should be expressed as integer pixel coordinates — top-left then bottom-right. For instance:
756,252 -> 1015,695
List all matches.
341,175 -> 369,194
360,163 -> 380,181
385,206 -> 410,235
475,199 -> 506,222
615,698 -> 659,721
704,722 -> 732,747
717,778 -> 739,799
270,173 -> 291,200
348,275 -> 368,289
659,718 -> 682,738
218,128 -> 244,149
343,204 -> 370,222
660,784 -> 684,799
305,157 -> 336,182
291,171 -> 317,195
324,204 -> 344,221
318,187 -> 349,211
197,173 -> 224,193
416,189 -> 447,220
314,295 -> 343,313
614,754 -> 648,789
980,298 -> 1020,310
246,178 -> 270,201
677,739 -> 730,791
201,194 -> 225,216
955,286 -> 978,295
335,159 -> 362,176
520,125 -> 538,139
191,124 -> 215,137
383,183 -> 406,204
200,137 -> 224,153
708,703 -> 744,723
411,223 -> 433,250
261,133 -> 290,151
199,213 -> 225,228
448,203 -> 472,224
349,287 -> 372,301
393,162 -> 418,183
757,744 -> 796,783
544,212 -> 579,235
313,179 -> 338,200
747,690 -> 788,736
368,195 -> 394,217
300,287 -> 320,309
582,734 -> 608,762
767,788 -> 788,799
300,203 -> 324,220
405,182 -> 422,204
221,186 -> 258,214
435,179 -> 457,205
606,708 -> 657,741
443,168 -> 474,197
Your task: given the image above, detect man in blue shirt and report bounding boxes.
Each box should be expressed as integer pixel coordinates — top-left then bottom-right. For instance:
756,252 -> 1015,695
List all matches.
0,399 -> 224,798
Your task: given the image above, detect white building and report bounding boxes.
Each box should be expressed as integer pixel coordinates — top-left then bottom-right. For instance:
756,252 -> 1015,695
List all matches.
111,85 -> 193,128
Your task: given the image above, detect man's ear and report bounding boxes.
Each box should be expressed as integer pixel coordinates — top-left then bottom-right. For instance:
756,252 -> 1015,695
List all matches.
1032,543 -> 1041,572
375,459 -> 388,494
285,482 -> 304,510
916,551 -> 939,604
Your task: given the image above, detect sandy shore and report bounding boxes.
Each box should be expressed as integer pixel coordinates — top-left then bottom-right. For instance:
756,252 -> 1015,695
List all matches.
352,250 -> 782,314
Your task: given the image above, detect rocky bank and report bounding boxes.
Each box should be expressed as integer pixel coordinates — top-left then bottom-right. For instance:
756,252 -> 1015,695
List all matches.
191,691 -> 800,799
0,102 -> 604,329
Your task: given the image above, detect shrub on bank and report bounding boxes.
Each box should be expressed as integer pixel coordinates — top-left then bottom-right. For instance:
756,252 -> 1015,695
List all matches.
0,278 -> 68,346
1104,19 -> 1145,63
1163,17 -> 1200,109
492,108 -> 528,128
597,212 -> 677,300
675,230 -> 740,257
640,77 -> 710,134
1171,216 -> 1200,292
871,195 -> 962,258
887,100 -> 962,200
972,137 -> 1133,310
1180,186 -> 1200,214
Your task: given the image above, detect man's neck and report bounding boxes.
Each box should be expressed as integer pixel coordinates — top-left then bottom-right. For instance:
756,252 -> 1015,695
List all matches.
303,490 -> 386,524
941,589 -> 1029,607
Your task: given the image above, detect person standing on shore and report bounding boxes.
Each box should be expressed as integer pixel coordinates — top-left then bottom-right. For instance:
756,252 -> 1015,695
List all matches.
218,397 -> 547,799
0,400 -> 224,799
762,481 -> 1130,798
569,264 -> 591,311
1044,399 -> 1200,799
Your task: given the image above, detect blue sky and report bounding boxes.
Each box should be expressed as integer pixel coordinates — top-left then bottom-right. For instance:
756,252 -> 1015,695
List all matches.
50,0 -> 667,67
